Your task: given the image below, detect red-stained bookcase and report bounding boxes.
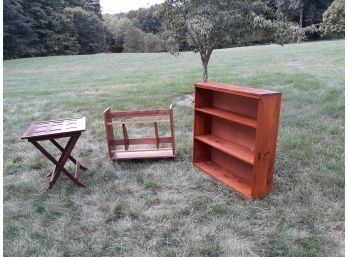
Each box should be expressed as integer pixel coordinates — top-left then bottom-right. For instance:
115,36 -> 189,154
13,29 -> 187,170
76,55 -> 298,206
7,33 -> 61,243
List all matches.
193,82 -> 282,199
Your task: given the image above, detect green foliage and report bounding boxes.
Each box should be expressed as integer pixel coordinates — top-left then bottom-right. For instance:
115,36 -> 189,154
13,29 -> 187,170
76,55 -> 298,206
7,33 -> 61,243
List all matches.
64,7 -> 106,54
24,0 -> 79,56
3,0 -> 37,59
159,0 -> 304,82
143,33 -> 166,52
121,25 -> 166,53
64,0 -> 103,18
320,0 -> 345,38
160,0 -> 262,81
127,5 -> 162,33
3,0 -> 105,59
123,26 -> 145,53
3,0 -> 338,59
275,0 -> 333,26
104,15 -> 133,52
276,0 -> 304,22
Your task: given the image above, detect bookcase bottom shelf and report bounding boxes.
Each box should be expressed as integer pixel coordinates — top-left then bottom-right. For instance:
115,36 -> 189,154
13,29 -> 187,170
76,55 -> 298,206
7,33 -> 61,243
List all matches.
194,161 -> 252,198
111,149 -> 175,160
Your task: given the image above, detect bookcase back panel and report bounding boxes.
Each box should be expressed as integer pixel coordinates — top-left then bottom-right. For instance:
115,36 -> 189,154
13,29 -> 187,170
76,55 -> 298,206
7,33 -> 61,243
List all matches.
211,117 -> 256,149
211,149 -> 253,184
212,91 -> 259,118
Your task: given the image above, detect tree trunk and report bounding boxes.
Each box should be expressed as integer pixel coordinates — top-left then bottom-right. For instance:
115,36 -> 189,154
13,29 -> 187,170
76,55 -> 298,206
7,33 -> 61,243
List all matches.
297,6 -> 304,43
200,48 -> 213,82
299,7 -> 303,28
202,61 -> 208,82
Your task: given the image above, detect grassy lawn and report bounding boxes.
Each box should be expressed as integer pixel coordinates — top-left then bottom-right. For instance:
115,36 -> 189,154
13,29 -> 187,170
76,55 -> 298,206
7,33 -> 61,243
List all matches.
3,40 -> 344,257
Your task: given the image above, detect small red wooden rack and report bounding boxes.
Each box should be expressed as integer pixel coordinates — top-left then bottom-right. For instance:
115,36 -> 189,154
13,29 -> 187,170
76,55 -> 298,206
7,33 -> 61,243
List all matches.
193,82 -> 281,199
103,105 -> 176,160
21,117 -> 87,190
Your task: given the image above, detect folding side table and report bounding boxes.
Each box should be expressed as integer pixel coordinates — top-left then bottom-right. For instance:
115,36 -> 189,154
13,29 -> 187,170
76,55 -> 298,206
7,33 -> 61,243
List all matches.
21,117 -> 88,190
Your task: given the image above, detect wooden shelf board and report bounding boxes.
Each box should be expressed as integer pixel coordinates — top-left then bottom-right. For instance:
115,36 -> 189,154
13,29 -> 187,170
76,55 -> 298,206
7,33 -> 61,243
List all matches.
195,107 -> 257,128
194,161 -> 252,198
194,82 -> 281,97
107,120 -> 170,125
195,134 -> 254,165
111,148 -> 175,160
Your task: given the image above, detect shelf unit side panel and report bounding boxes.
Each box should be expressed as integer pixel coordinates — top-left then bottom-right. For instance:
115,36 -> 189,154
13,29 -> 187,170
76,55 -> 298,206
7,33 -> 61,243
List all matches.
194,112 -> 212,136
253,95 -> 282,197
194,88 -> 213,108
193,139 -> 212,163
265,95 -> 282,192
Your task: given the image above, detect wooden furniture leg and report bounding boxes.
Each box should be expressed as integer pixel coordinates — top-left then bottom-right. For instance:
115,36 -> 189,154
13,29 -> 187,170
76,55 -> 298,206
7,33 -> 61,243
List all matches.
49,139 -> 88,170
154,122 -> 159,149
169,104 -> 176,156
31,136 -> 86,189
48,136 -> 77,188
122,124 -> 129,150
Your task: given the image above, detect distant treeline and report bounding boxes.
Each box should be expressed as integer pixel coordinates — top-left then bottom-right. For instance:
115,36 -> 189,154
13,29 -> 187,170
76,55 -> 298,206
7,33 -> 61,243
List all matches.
3,0 -> 344,59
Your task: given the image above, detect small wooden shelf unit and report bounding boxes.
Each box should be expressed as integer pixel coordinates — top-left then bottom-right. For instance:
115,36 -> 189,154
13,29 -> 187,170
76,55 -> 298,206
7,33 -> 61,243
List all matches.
103,106 -> 176,160
193,82 -> 281,199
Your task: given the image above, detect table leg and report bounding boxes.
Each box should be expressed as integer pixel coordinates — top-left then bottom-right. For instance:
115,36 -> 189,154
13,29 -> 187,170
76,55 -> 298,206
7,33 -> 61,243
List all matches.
31,137 -> 86,189
49,139 -> 88,171
49,137 -> 76,189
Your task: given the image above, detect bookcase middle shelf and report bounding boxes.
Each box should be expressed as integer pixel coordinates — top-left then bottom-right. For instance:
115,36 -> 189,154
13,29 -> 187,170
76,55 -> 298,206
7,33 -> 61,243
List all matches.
195,107 -> 257,128
194,134 -> 254,165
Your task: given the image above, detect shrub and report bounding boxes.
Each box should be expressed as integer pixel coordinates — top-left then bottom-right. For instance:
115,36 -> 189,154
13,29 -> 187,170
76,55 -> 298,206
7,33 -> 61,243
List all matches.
123,26 -> 145,53
320,0 -> 345,38
143,33 -> 166,52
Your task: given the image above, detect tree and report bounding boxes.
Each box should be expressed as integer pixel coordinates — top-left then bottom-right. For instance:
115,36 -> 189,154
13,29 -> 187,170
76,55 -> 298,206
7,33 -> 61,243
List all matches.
64,0 -> 103,18
160,0 -> 301,82
143,33 -> 166,52
320,0 -> 345,38
276,0 -> 304,26
127,5 -> 162,33
104,15 -> 133,52
3,0 -> 37,59
123,26 -> 145,53
64,7 -> 106,54
23,0 -> 79,56
276,0 -> 334,27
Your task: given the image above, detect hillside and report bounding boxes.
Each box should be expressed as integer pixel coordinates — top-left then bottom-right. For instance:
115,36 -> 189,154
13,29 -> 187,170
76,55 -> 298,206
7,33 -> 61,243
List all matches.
3,40 -> 344,257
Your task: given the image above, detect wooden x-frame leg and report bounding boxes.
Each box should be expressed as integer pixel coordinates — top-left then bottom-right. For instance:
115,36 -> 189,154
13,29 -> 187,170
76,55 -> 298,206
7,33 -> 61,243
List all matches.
31,135 -> 87,190
49,138 -> 88,171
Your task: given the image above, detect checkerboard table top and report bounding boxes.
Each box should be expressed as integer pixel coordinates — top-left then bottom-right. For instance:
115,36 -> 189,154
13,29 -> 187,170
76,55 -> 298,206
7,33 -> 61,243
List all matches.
21,117 -> 86,140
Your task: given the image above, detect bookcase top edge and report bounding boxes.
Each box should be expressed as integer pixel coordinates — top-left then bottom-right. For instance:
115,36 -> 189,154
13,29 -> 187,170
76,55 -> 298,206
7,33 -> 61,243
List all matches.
194,82 -> 282,97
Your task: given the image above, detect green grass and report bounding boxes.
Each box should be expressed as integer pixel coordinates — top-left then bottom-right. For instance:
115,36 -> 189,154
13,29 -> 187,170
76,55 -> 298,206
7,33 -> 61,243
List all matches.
4,40 -> 344,257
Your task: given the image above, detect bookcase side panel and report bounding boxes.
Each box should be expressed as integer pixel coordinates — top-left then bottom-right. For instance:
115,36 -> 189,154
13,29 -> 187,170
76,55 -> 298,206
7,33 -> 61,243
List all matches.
193,139 -> 212,163
253,95 -> 282,197
193,87 -> 213,163
195,88 -> 213,108
266,95 -> 282,192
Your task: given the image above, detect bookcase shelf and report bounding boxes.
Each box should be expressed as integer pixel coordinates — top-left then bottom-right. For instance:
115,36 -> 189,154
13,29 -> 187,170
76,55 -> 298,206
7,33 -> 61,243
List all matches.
195,135 -> 254,165
195,107 -> 257,128
194,161 -> 252,198
193,82 -> 281,199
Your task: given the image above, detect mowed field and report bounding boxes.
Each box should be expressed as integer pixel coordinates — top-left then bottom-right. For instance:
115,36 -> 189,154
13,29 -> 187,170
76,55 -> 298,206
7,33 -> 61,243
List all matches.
3,40 -> 344,257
